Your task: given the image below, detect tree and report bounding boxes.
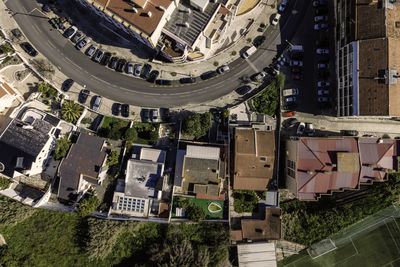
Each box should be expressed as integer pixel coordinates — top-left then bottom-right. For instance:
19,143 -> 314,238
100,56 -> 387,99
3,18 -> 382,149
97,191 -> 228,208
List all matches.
54,137 -> 71,160
124,128 -> 137,143
233,190 -> 259,213
37,82 -> 57,99
61,100 -> 83,124
250,74 -> 285,116
106,150 -> 119,167
182,113 -> 211,139
186,204 -> 206,222
78,195 -> 99,217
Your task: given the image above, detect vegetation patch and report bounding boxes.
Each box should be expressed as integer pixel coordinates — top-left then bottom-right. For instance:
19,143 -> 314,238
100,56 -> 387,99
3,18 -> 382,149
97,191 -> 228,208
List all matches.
61,100 -> 83,124
0,43 -> 14,55
132,122 -> 159,145
0,177 -> 11,190
250,74 -> 284,116
182,112 -> 211,140
98,117 -> 130,140
233,190 -> 259,213
281,173 -> 400,246
54,137 -> 71,160
173,196 -> 224,220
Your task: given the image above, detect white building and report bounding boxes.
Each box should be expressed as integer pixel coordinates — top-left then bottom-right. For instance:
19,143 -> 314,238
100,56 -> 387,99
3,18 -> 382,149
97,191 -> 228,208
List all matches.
109,147 -> 168,217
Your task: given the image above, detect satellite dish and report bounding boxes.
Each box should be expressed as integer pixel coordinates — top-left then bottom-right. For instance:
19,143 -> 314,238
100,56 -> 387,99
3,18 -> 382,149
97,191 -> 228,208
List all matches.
0,162 -> 4,173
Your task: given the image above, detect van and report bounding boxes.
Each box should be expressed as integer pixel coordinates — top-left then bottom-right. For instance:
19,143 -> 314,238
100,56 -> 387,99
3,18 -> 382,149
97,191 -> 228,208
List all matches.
92,95 -> 102,112
289,45 -> 304,53
283,88 -> 299,97
241,46 -> 257,59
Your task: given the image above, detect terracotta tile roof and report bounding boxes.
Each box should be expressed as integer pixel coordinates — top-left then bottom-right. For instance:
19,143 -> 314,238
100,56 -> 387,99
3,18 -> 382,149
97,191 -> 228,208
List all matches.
0,82 -> 15,98
234,128 -> 275,191
92,0 -> 173,36
233,208 -> 281,242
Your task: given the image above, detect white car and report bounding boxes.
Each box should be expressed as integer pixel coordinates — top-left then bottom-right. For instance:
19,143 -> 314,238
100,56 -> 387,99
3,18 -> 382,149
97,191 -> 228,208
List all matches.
253,71 -> 267,82
317,81 -> 330,87
217,65 -> 230,74
272,13 -> 281,26
314,23 -> 328,30
317,63 -> 328,69
314,15 -> 328,22
318,96 -> 329,102
278,0 -> 288,12
297,122 -> 305,135
290,60 -> 303,67
126,62 -> 134,75
305,123 -> 315,136
317,89 -> 329,95
316,48 -> 329,54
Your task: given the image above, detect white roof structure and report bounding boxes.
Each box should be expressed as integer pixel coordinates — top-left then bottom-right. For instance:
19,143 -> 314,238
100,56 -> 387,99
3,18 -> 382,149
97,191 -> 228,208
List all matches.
140,148 -> 166,163
237,242 -> 277,267
190,0 -> 209,12
186,145 -> 220,160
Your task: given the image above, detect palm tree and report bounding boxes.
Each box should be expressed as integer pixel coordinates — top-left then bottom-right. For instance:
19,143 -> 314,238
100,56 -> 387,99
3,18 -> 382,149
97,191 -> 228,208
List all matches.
61,100 -> 83,124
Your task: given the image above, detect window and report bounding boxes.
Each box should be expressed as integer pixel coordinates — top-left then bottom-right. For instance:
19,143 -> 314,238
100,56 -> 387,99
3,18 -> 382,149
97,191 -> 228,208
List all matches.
287,159 -> 296,178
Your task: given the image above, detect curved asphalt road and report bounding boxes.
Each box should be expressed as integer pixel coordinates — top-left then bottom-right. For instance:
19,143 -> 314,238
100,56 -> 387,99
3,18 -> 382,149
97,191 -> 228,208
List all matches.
6,0 -> 309,108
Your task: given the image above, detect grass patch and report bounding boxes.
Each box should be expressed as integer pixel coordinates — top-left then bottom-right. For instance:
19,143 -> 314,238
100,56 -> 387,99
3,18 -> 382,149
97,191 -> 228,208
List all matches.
173,196 -> 224,219
0,176 -> 11,190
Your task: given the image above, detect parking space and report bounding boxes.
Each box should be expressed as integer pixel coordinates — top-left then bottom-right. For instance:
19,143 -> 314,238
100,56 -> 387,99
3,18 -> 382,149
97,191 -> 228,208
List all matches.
280,0 -> 336,115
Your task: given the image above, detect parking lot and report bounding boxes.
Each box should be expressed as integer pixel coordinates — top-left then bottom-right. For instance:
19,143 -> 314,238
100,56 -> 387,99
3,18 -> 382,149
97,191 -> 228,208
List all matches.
280,0 -> 336,116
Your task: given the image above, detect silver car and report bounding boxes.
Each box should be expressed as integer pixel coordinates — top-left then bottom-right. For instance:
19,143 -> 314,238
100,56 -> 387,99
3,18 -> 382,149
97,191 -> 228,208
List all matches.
134,64 -> 142,77
85,45 -> 97,57
126,62 -> 134,75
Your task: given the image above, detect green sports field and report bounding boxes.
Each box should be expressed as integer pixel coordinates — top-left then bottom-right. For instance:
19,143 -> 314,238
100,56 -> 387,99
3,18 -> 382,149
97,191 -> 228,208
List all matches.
280,217 -> 400,267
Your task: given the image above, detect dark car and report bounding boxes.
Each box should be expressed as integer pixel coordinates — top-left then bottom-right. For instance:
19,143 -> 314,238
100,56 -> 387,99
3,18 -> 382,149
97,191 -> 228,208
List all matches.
49,18 -> 59,29
141,64 -> 152,79
108,57 -> 119,69
63,26 -> 77,39
85,45 -> 97,57
315,6 -> 328,15
291,67 -> 302,73
62,79 -> 74,92
147,70 -> 160,83
79,89 -> 90,104
75,38 -> 90,50
112,103 -> 122,116
20,42 -> 38,57
121,104 -> 130,118
155,79 -> 172,86
253,36 -> 266,47
42,4 -> 51,12
284,118 -> 298,128
340,130 -> 359,136
200,71 -> 218,80
11,28 -> 22,39
93,49 -> 104,63
235,85 -> 252,95
101,52 -> 112,66
180,77 -> 196,84
318,70 -> 330,79
292,73 -> 303,80
141,108 -> 151,122
116,58 -> 127,72
56,17 -> 66,30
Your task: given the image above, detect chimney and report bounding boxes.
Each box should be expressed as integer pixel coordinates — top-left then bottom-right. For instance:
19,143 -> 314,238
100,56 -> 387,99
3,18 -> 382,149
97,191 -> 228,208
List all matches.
146,11 -> 152,17
307,170 -> 315,175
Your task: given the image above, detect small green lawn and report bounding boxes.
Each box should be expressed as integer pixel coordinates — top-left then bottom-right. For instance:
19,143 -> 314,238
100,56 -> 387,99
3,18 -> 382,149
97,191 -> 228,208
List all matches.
173,196 -> 224,219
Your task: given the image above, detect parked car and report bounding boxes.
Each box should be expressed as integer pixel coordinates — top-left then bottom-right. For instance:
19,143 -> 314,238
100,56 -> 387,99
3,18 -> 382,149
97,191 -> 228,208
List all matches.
318,96 -> 329,102
126,62 -> 134,75
285,96 -> 297,105
108,56 -> 119,69
271,13 -> 281,26
316,48 -> 329,54
253,36 -> 266,47
150,109 -> 159,122
61,79 -> 74,92
155,79 -> 172,86
317,63 -> 328,69
317,81 -> 330,87
141,108 -> 151,122
200,71 -> 218,80
133,64 -> 142,77
85,45 -> 97,57
93,49 -> 104,63
284,118 -> 298,127
236,85 -> 252,95
180,77 -> 197,84
75,38 -> 90,50
292,73 -> 303,80
317,89 -> 329,95
56,17 -> 66,30
278,0 -> 289,12
116,58 -> 127,72
101,52 -> 112,66
92,95 -> 102,112
71,31 -> 84,43
217,65 -> 230,74
112,103 -> 122,116
314,15 -> 328,22
340,129 -> 359,136
141,64 -> 152,79
252,71 -> 267,82
20,42 -> 38,57
318,70 -> 330,79
11,28 -> 22,39
49,18 -> 59,29
79,89 -> 90,104
289,60 -> 303,67
314,23 -> 328,30
291,67 -> 302,73
313,0 -> 328,7
305,123 -> 315,136
297,122 -> 305,135
121,104 -> 130,118
63,26 -> 77,39
42,4 -> 51,12
147,70 -> 160,83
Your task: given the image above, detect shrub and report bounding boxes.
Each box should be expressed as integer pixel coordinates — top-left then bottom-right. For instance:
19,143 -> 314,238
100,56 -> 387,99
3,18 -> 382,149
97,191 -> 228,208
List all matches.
0,177 -> 11,190
54,137 -> 71,160
250,74 -> 285,116
124,128 -> 138,143
78,195 -> 100,217
233,190 -> 259,213
61,100 -> 83,124
182,113 -> 211,139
